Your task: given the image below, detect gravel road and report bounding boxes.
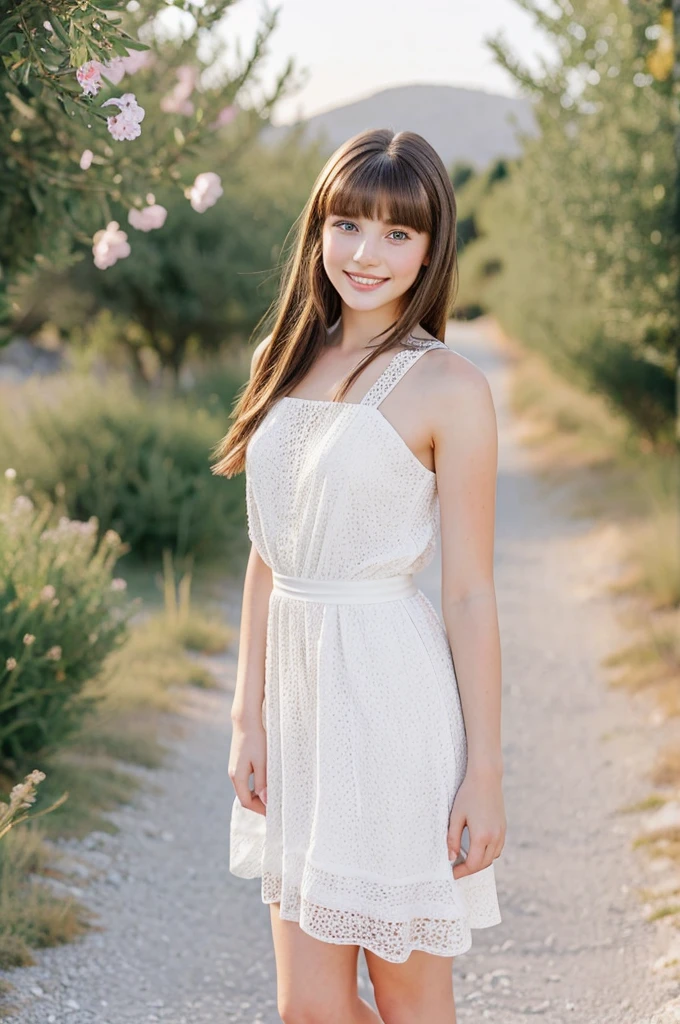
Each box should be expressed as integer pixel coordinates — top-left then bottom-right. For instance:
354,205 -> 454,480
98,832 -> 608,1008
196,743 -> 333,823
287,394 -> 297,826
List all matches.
1,321 -> 677,1024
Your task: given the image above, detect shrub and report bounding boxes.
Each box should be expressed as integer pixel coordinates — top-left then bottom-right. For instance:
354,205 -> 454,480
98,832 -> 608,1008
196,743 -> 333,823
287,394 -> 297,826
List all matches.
0,373 -> 246,563
0,483 -> 135,770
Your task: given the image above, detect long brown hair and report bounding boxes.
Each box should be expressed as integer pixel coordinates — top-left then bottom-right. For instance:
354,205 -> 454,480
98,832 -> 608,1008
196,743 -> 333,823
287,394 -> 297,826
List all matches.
210,128 -> 458,478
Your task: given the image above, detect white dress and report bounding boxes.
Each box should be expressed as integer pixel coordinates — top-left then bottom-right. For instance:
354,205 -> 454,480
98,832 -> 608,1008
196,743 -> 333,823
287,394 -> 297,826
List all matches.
229,335 -> 502,963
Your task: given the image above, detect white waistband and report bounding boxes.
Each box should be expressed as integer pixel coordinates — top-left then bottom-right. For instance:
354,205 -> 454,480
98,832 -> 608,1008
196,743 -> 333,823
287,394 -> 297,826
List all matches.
271,572 -> 417,604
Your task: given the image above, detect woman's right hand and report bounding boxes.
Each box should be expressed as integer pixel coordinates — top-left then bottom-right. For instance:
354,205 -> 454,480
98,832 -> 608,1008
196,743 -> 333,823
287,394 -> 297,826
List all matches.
228,714 -> 267,816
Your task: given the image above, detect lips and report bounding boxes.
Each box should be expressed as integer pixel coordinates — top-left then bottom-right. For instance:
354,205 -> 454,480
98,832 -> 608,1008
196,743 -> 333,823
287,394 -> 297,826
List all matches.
343,270 -> 389,290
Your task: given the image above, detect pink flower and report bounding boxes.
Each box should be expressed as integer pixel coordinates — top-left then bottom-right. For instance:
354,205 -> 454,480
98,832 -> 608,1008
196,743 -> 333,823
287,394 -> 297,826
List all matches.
160,64 -> 198,116
101,93 -> 145,141
5,657 -> 17,671
128,204 -> 168,231
79,149 -> 94,170
187,171 -> 223,213
46,646 -> 62,661
76,60 -> 103,96
119,48 -> 154,76
209,104 -> 237,130
40,584 -> 56,602
101,56 -> 126,85
111,578 -> 127,591
92,221 -> 131,269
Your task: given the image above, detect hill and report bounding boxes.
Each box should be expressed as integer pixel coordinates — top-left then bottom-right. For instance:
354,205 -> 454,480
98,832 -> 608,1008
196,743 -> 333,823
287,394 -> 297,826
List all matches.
262,83 -> 539,170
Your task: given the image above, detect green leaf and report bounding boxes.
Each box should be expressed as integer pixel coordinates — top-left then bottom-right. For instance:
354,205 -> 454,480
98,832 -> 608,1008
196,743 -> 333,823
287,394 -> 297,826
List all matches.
122,38 -> 150,52
0,32 -> 23,55
73,43 -> 88,66
51,15 -> 72,48
108,35 -> 130,57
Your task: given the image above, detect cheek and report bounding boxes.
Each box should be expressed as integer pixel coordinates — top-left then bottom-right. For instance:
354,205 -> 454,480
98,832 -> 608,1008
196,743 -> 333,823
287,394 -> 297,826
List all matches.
324,230 -> 355,265
389,246 -> 427,280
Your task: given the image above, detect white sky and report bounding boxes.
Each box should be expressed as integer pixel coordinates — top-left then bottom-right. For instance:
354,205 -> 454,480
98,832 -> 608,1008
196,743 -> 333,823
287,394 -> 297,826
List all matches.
220,0 -> 556,125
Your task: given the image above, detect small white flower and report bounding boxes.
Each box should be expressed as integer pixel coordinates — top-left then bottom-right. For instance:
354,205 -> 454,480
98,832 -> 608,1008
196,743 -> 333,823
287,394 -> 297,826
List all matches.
23,634 -> 36,646
111,577 -> 127,591
5,657 -> 17,671
187,172 -> 223,213
46,646 -> 62,661
4,467 -> 16,480
128,204 -> 167,231
76,60 -> 103,96
92,221 -> 131,270
80,149 -> 94,170
12,495 -> 34,514
40,584 -> 56,602
101,93 -> 145,142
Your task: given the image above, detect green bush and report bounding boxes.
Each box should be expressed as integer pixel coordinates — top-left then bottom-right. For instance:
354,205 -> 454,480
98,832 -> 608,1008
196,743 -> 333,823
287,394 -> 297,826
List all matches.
0,373 -> 246,563
0,485 -> 134,770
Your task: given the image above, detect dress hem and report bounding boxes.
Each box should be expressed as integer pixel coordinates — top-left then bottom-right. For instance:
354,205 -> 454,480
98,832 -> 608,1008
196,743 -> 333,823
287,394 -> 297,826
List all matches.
265,898 -> 488,963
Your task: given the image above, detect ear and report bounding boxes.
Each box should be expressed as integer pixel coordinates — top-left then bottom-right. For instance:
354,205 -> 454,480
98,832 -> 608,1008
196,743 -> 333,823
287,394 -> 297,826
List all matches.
422,252 -> 430,267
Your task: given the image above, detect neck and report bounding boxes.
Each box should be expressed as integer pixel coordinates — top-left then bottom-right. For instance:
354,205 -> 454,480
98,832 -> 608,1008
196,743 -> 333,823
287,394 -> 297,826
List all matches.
329,302 -> 406,354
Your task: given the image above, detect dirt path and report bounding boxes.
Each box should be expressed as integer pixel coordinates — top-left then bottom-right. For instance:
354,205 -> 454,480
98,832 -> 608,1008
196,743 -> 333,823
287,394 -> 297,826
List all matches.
1,320 -> 676,1023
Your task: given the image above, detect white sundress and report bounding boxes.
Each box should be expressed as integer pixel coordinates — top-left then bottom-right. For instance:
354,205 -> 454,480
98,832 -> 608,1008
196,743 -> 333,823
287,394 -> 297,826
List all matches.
229,334 -> 502,963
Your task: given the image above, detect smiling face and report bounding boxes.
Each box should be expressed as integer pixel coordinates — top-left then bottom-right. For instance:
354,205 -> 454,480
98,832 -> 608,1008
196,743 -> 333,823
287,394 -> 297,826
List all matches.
322,212 -> 431,319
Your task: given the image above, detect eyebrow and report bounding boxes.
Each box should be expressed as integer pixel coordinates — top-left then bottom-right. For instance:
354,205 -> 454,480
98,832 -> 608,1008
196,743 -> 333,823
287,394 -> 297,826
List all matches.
330,213 -> 410,227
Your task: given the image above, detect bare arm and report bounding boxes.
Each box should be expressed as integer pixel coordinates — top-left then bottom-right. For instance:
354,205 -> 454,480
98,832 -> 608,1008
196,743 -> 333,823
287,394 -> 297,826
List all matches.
433,354 -> 502,775
431,351 -> 505,873
228,336 -> 273,815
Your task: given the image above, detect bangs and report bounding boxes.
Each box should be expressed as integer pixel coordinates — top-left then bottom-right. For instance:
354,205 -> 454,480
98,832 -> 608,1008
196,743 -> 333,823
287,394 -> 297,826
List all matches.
322,154 -> 433,235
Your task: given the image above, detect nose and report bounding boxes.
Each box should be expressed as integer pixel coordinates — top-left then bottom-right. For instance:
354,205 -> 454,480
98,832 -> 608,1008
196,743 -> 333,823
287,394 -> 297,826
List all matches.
352,237 -> 381,266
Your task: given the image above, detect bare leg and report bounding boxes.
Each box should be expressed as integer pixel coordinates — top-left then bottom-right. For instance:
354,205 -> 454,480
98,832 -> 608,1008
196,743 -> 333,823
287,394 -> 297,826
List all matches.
364,946 -> 457,1024
269,902 -> 384,1023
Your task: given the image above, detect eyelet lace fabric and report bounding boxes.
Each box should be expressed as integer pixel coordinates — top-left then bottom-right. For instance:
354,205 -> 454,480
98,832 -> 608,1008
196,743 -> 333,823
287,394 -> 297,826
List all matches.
230,337 -> 502,963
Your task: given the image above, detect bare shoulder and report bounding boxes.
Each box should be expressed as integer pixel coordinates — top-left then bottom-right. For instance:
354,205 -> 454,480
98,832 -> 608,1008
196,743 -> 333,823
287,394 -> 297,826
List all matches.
419,343 -> 496,439
250,332 -> 273,377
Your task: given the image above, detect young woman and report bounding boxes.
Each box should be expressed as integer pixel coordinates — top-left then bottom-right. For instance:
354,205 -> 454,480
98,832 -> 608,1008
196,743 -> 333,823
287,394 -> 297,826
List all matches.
213,128 -> 506,1024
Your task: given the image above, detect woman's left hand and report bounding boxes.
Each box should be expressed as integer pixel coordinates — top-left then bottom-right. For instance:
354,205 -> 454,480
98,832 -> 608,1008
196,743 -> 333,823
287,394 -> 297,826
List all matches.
447,767 -> 506,880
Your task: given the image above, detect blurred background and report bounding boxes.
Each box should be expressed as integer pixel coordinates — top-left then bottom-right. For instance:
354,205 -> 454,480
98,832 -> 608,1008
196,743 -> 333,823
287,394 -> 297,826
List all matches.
0,0 -> 678,1016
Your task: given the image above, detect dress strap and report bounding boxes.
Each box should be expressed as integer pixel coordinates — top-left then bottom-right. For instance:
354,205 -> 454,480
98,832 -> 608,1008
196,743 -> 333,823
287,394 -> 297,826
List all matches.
359,337 -> 449,409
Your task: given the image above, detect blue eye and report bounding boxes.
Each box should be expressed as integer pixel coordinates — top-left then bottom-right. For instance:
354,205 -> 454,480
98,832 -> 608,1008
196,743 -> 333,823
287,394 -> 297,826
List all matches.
333,221 -> 410,241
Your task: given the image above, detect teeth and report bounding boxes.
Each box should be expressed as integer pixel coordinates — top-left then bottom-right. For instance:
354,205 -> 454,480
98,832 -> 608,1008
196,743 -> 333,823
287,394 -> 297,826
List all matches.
347,273 -> 385,286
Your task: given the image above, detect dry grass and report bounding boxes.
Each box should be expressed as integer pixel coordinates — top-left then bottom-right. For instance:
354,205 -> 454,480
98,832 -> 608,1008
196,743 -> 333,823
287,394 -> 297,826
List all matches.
487,316 -> 680,906
0,824 -> 95,971
0,585 -> 233,995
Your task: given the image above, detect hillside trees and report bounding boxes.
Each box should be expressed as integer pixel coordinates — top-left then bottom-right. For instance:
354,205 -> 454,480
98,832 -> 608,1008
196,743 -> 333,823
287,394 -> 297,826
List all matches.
461,0 -> 678,442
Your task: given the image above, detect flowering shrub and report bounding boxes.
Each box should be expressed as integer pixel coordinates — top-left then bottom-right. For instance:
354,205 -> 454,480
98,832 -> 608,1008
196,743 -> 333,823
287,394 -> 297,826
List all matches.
0,482 -> 136,770
1,0 -> 297,327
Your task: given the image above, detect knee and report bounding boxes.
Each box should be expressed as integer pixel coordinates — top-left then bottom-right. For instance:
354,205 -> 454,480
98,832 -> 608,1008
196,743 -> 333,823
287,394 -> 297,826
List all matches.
278,995 -> 350,1024
373,988 -> 439,1024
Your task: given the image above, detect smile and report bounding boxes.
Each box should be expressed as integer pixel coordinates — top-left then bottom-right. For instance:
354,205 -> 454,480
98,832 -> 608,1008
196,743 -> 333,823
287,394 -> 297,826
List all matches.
343,271 -> 389,290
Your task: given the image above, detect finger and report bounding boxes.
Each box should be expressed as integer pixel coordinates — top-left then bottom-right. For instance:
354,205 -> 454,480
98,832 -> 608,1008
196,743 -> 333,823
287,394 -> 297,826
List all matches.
462,837 -> 489,874
447,817 -> 466,860
453,843 -> 494,878
234,771 -> 265,814
253,761 -> 267,807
